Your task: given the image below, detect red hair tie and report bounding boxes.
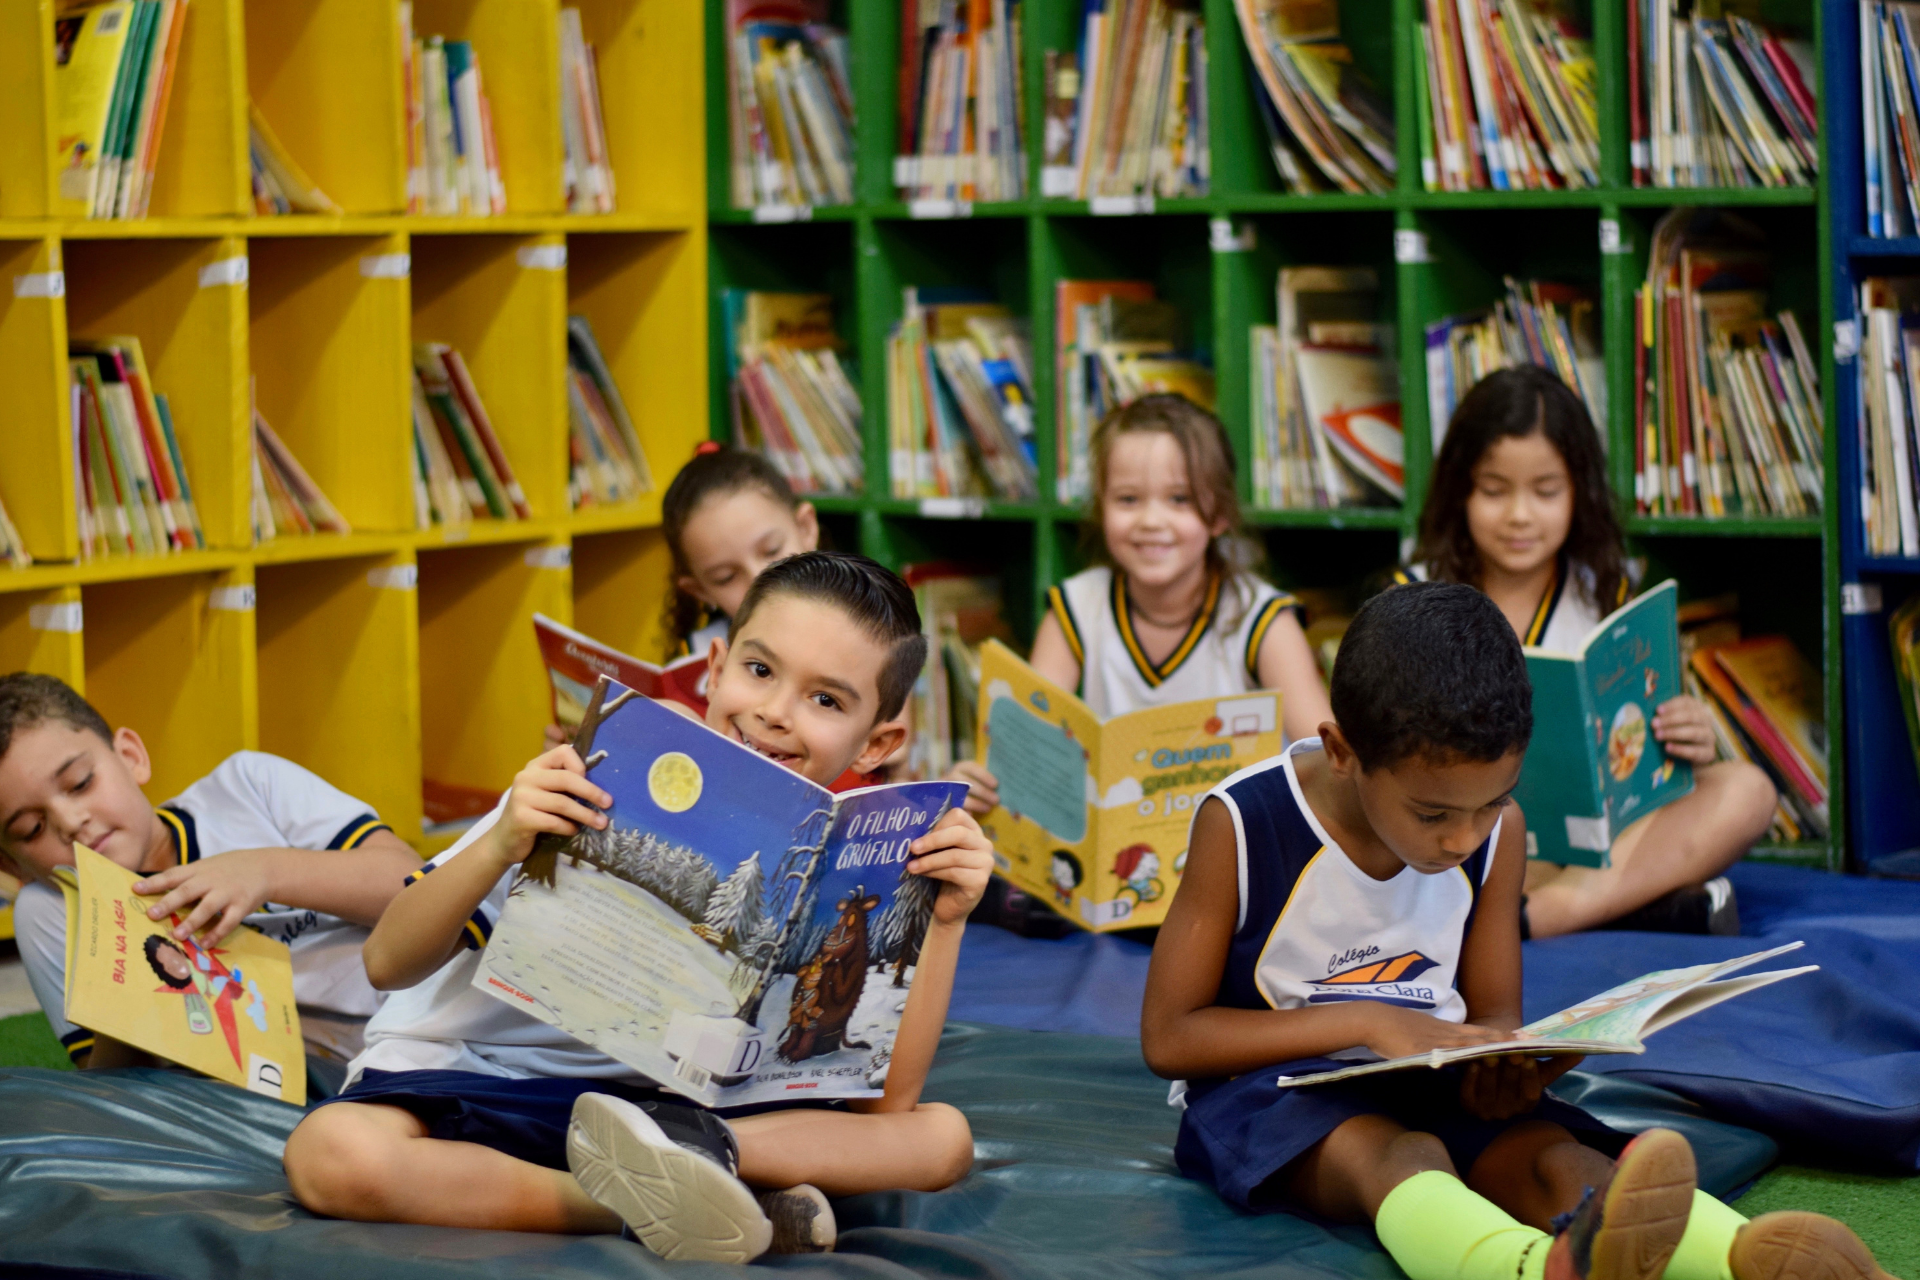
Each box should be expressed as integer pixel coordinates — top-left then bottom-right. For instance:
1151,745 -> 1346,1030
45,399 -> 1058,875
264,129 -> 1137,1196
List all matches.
694,440 -> 723,456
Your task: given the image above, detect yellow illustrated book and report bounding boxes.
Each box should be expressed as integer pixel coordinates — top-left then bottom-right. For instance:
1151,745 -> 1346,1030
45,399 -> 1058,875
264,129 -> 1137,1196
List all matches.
57,843 -> 305,1103
52,2 -> 137,216
974,641 -> 1284,932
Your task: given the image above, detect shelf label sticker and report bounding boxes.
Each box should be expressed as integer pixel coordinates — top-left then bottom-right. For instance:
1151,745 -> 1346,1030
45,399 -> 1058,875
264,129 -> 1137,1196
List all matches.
523,545 -> 571,570
367,565 -> 418,591
1041,167 -> 1078,198
198,257 -> 249,288
909,198 -> 972,220
439,526 -> 470,543
209,585 -> 256,613
1833,319 -> 1859,362
751,204 -> 812,224
1089,194 -> 1153,216
12,271 -> 64,298
1842,582 -> 1884,616
1209,217 -> 1256,253
516,244 -> 567,271
893,155 -> 916,187
917,496 -> 987,519
1598,219 -> 1628,255
28,602 -> 82,633
1393,229 -> 1431,264
360,253 -> 411,280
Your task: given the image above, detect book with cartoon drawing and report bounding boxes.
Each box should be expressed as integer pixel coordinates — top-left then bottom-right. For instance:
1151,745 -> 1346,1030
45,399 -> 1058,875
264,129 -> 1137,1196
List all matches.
1517,579 -> 1695,868
476,678 -> 968,1107
53,843 -> 306,1104
1276,943 -> 1816,1087
973,640 -> 1285,933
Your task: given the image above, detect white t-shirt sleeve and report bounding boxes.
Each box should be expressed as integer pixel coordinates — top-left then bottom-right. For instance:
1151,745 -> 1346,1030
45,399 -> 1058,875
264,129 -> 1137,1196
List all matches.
405,793 -> 513,952
189,752 -> 392,851
13,880 -> 86,1061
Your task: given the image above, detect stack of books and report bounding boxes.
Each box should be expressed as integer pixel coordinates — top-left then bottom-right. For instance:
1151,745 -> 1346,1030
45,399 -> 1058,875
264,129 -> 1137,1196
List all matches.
1631,2 -> 1815,188
1867,2 -> 1920,235
902,565 -> 1013,781
566,316 -> 653,510
70,339 -> 203,559
1413,0 -> 1599,191
248,103 -> 339,215
1679,600 -> 1828,842
1054,281 -> 1210,502
723,0 -> 855,210
558,7 -> 615,214
413,344 -> 531,524
1425,277 -> 1604,448
725,290 -> 864,494
1636,210 -> 1821,519
51,0 -> 188,219
1251,267 -> 1402,510
1858,275 -> 1920,554
886,290 -> 1039,502
896,0 -> 1025,203
253,411 -> 349,541
1232,0 -> 1393,195
1043,0 -> 1208,200
401,6 -> 507,217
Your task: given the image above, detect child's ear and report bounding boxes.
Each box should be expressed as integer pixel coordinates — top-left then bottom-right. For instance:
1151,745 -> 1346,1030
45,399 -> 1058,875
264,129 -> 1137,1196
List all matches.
112,727 -> 152,788
1319,722 -> 1360,779
794,501 -> 820,552
704,636 -> 729,690
851,715 -> 908,775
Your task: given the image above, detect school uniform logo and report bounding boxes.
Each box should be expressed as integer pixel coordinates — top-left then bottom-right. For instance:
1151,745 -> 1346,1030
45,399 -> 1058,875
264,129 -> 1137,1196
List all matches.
1304,948 -> 1441,1009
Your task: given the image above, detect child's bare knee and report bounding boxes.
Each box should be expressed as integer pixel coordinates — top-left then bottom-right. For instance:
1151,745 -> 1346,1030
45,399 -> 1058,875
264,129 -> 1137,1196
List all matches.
916,1102 -> 974,1188
1727,760 -> 1778,833
284,1106 -> 400,1219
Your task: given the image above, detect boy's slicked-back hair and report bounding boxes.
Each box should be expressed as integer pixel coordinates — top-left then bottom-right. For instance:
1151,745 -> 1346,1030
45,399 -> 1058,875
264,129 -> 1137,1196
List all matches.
0,673 -> 112,763
1331,581 -> 1532,771
729,551 -> 927,723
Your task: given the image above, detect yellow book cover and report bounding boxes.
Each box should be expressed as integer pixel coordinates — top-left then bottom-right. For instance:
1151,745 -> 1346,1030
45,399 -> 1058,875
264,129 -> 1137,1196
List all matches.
58,843 -> 306,1103
974,640 -> 1283,932
53,2 -> 138,217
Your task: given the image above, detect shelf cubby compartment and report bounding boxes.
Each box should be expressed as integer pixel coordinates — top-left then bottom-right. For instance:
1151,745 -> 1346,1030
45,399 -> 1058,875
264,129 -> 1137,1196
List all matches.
256,552 -> 423,841
571,0 -> 704,225
409,0 -> 563,217
245,0 -> 407,216
412,231 -> 569,521
1633,533 -> 1826,699
81,569 -> 255,803
65,235 -> 251,550
0,235 -> 72,560
417,539 -> 571,814
0,5 -> 53,219
567,229 -> 709,529
874,514 -> 1041,647
0,586 -> 86,690
572,527 -> 673,664
250,233 -> 412,534
144,0 -> 251,220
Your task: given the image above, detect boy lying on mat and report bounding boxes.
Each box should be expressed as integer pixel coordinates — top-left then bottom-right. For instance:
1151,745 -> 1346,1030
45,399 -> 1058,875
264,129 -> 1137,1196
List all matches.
285,553 -> 992,1262
0,673 -> 417,1067
1142,582 -> 1891,1280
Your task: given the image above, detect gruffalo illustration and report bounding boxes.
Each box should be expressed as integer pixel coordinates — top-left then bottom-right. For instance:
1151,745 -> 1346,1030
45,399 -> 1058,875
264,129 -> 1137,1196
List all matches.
778,887 -> 881,1063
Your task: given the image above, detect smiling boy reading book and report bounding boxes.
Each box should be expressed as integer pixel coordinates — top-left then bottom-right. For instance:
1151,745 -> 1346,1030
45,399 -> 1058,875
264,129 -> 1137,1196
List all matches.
284,553 -> 995,1263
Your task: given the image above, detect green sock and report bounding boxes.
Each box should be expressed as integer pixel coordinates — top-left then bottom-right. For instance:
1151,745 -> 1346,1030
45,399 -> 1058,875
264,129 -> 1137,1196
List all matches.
1375,1169 -> 1553,1280
1662,1191 -> 1745,1280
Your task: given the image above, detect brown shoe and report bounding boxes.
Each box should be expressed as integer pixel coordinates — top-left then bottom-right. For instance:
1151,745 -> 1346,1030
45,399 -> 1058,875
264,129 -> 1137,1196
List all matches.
1544,1127 -> 1698,1280
1729,1211 -> 1896,1280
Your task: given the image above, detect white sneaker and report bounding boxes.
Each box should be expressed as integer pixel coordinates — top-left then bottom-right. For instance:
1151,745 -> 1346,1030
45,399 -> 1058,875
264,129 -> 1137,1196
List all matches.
1705,876 -> 1740,936
757,1183 -> 837,1253
566,1092 -> 772,1263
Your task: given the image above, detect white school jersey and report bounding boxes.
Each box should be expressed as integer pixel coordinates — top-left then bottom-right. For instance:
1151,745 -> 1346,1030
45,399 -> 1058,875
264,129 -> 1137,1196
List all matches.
1397,557 -> 1625,654
347,795 -> 651,1085
14,752 -> 395,1064
1047,567 -> 1300,718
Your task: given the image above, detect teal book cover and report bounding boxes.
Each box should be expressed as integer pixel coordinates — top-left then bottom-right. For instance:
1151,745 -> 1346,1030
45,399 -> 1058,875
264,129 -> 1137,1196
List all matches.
1514,580 -> 1694,867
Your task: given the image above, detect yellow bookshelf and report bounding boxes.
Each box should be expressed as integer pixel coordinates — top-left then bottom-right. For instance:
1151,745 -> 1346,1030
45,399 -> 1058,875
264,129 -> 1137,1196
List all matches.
0,0 -> 707,893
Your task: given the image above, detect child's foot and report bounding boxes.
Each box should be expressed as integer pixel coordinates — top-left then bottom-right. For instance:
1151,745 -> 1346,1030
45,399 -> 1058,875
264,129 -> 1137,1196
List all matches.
1729,1212 -> 1896,1280
757,1183 -> 836,1253
567,1092 -> 772,1263
1545,1127 -> 1698,1280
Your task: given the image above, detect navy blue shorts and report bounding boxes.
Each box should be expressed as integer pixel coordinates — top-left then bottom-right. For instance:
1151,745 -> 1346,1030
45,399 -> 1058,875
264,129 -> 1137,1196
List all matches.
1176,1058 -> 1625,1212
317,1069 -> 843,1171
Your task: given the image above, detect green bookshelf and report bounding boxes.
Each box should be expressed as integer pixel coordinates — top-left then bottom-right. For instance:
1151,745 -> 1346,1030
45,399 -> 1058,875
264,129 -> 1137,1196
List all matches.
706,0 -> 1840,868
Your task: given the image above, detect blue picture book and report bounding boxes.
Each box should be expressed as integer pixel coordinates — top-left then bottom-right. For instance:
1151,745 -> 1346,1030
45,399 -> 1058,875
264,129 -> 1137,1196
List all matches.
477,681 -> 967,1107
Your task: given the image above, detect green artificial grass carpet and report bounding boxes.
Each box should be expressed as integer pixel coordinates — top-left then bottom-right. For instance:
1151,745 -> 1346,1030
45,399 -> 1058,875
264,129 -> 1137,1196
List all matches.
0,1012 -> 72,1072
1735,1165 -> 1920,1277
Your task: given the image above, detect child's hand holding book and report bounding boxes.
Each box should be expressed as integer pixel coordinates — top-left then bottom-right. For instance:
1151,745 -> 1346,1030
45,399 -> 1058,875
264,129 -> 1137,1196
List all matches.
481,744 -> 612,868
1457,1053 -> 1585,1122
907,808 -> 996,924
1650,696 -> 1719,765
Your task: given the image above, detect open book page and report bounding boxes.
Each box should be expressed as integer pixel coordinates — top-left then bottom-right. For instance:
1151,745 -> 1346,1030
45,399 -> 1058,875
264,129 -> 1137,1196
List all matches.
58,844 -> 306,1103
476,683 -> 965,1107
975,640 -> 1283,932
533,612 -> 707,724
1275,943 -> 1815,1088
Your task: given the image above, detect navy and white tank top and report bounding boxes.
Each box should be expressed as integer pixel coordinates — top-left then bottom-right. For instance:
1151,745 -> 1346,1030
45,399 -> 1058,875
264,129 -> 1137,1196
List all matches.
1208,739 -> 1499,1030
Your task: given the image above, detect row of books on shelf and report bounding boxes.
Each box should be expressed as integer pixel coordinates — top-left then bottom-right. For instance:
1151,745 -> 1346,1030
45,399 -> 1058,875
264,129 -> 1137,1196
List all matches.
400,5 -> 506,219
1895,594 -> 1920,777
252,409 -> 348,540
1636,210 -> 1822,519
724,290 -> 865,494
1857,274 -> 1920,557
1864,1 -> 1920,238
724,0 -> 856,210
1041,0 -> 1209,200
896,0 -> 1027,203
54,0 -> 187,219
1425,276 -> 1605,442
888,290 -> 1040,500
1235,0 -> 1393,195
71,337 -> 202,558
